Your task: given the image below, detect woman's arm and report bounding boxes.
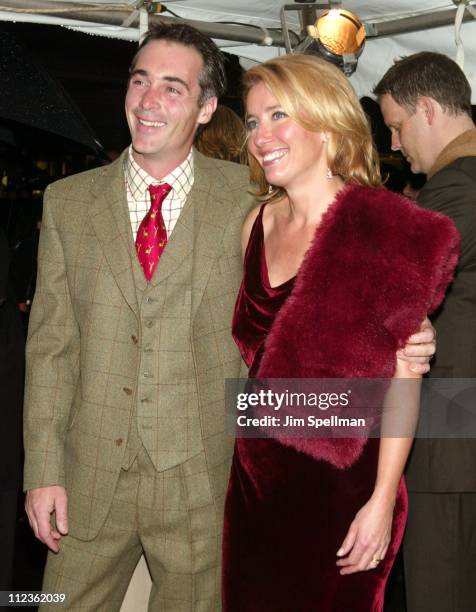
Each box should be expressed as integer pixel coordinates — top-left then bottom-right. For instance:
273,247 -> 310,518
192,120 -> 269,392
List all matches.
335,357 -> 421,575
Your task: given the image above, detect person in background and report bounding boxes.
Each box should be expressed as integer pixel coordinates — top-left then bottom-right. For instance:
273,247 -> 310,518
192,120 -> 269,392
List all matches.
222,53 -> 458,612
375,51 -> 476,612
0,226 -> 24,592
195,104 -> 247,164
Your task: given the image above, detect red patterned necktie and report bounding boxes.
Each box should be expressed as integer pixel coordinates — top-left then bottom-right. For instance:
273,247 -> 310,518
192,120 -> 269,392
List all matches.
135,183 -> 172,282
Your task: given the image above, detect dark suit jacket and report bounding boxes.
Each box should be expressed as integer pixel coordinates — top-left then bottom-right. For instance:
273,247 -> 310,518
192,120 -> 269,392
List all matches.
406,133 -> 476,492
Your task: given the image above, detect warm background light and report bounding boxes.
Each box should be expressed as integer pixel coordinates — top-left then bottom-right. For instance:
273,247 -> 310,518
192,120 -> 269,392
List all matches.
308,8 -> 366,56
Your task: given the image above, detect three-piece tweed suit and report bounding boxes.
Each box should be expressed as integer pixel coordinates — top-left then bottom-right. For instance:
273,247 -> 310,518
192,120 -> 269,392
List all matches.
23,148 -> 252,610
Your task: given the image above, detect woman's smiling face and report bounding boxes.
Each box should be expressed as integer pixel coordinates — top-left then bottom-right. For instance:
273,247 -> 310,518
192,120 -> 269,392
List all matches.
246,81 -> 328,190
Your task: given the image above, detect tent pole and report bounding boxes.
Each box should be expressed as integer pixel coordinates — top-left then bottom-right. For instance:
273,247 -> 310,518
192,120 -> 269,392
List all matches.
0,0 -> 297,47
366,7 -> 476,37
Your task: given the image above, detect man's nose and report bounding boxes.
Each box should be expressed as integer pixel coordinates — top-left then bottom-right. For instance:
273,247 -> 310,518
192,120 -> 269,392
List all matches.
140,85 -> 161,110
391,132 -> 401,151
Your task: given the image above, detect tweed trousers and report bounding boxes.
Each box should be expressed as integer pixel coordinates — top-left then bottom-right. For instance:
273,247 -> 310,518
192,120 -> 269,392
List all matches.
41,443 -> 220,611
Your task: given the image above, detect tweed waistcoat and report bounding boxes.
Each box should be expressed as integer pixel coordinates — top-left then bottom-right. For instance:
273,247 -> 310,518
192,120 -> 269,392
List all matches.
123,193 -> 204,471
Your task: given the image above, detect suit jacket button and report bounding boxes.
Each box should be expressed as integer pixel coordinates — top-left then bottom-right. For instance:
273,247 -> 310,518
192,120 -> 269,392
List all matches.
123,387 -> 133,395
115,438 -> 123,446
131,335 -> 138,344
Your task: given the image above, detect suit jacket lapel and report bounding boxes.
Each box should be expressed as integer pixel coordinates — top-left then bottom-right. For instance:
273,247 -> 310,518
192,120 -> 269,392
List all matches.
149,149 -> 235,299
189,150 -> 238,321
89,151 -> 139,315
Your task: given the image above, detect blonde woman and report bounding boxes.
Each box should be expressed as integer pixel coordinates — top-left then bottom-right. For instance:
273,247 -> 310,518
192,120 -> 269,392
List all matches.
222,55 -> 459,611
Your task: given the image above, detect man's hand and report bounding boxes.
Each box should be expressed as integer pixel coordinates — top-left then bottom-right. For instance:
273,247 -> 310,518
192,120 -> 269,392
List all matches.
397,317 -> 436,374
25,486 -> 68,552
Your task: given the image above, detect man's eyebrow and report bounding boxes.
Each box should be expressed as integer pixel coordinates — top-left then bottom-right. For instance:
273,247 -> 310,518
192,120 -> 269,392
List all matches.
128,70 -> 191,93
129,68 -> 148,78
163,75 -> 190,92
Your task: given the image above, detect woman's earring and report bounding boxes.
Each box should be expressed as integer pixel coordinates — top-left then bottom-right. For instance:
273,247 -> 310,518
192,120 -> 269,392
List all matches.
323,136 -> 332,178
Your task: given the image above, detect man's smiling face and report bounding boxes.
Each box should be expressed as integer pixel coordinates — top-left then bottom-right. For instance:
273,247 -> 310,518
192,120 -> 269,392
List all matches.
125,39 -> 215,176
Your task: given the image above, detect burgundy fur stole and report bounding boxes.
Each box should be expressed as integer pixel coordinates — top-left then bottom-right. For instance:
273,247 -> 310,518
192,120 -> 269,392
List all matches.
257,184 -> 459,468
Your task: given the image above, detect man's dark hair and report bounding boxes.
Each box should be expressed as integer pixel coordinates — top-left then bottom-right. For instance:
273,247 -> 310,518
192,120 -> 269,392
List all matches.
373,51 -> 472,117
130,22 -> 226,107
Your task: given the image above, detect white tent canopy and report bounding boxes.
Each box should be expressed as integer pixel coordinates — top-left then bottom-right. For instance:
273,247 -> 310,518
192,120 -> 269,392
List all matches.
1,1 -> 476,100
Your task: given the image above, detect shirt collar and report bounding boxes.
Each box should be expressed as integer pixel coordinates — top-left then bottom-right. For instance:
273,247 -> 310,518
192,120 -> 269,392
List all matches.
124,146 -> 194,201
426,127 -> 476,179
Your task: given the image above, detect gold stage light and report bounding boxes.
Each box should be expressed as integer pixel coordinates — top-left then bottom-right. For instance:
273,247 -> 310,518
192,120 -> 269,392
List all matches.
309,8 -> 365,56
284,4 -> 366,76
306,8 -> 365,75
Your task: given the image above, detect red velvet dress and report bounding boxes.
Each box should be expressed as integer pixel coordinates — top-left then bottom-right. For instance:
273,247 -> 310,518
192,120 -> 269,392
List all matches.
222,204 -> 408,612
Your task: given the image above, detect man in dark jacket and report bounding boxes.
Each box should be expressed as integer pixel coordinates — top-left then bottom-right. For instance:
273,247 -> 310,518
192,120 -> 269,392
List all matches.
375,52 -> 476,612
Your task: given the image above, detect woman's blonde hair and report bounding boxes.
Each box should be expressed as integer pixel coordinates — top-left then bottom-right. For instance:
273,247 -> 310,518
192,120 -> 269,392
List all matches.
243,54 -> 382,201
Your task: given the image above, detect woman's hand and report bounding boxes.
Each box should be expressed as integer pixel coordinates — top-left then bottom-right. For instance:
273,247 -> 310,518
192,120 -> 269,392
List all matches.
335,494 -> 394,575
398,317 -> 436,374
335,333 -> 421,575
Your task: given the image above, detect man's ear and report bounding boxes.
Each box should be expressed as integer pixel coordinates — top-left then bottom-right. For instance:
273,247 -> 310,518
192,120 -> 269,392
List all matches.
197,96 -> 218,126
416,96 -> 438,126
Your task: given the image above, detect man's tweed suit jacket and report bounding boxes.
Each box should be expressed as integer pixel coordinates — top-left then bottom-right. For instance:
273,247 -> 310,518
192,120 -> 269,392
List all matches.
23,148 -> 253,541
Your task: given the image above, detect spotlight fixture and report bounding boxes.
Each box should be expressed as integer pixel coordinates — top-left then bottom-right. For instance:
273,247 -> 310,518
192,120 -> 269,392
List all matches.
280,2 -> 366,76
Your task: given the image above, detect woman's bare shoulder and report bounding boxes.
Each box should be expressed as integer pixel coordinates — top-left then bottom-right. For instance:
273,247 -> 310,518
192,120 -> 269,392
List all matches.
241,204 -> 262,257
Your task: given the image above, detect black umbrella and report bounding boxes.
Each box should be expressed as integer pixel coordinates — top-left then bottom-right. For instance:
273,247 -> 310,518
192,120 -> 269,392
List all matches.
0,29 -> 103,153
